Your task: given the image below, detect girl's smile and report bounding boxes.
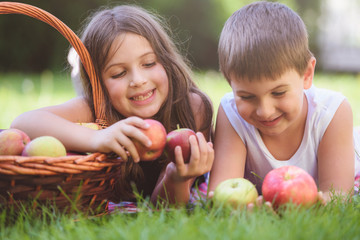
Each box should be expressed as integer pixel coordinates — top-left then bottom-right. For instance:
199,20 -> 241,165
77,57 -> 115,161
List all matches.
130,89 -> 156,105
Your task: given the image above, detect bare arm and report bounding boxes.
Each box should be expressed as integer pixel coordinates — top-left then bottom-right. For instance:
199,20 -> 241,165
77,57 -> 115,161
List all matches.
317,99 -> 355,202
208,105 -> 247,193
151,92 -> 214,205
11,97 -> 152,162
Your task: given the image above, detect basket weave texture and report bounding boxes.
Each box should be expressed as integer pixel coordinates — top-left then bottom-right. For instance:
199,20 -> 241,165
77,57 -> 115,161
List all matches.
0,2 -> 122,212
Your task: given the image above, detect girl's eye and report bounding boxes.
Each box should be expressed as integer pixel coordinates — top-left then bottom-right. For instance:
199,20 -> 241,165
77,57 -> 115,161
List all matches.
111,71 -> 126,79
144,62 -> 156,67
272,91 -> 286,97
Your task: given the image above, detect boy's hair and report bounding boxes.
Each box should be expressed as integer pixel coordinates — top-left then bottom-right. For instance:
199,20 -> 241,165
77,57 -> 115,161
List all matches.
218,1 -> 313,83
76,5 -> 213,200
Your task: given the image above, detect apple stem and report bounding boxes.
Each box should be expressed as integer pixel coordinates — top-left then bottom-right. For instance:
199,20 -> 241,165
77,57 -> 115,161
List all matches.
176,124 -> 180,130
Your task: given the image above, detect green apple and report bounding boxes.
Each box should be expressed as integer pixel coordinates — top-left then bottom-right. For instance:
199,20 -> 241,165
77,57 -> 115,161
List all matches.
22,136 -> 67,157
213,178 -> 258,209
0,128 -> 31,155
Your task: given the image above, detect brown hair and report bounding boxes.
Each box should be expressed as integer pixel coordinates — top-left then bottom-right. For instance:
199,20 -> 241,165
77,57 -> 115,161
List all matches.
76,5 -> 213,201
218,1 -> 313,83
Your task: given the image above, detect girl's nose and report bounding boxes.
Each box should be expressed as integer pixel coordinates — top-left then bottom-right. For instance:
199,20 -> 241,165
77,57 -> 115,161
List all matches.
129,70 -> 147,87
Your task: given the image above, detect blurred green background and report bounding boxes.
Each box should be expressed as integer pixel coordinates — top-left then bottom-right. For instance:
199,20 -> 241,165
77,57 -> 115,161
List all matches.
0,0 -> 323,72
1,0 -> 359,129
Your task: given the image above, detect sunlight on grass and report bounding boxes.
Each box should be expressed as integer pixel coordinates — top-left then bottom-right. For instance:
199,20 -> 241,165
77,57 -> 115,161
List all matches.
1,71 -> 359,128
0,71 -> 76,129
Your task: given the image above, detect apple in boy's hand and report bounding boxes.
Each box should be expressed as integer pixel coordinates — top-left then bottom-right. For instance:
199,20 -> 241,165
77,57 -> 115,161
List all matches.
0,128 -> 31,155
262,165 -> 318,208
22,136 -> 67,157
133,119 -> 167,161
165,127 -> 196,163
213,178 -> 258,209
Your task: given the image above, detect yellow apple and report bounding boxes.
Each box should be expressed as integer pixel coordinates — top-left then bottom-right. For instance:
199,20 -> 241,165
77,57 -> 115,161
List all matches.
22,136 -> 67,157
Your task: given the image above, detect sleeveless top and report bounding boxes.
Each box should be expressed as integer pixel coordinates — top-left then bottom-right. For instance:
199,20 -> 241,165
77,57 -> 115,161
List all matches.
221,85 -> 360,193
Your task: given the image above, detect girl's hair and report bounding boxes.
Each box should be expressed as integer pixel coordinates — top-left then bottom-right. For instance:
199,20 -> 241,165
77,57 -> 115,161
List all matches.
76,5 -> 213,201
218,1 -> 313,83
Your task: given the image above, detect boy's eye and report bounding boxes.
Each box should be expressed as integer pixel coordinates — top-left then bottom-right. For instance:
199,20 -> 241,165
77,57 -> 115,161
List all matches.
272,91 -> 286,97
240,95 -> 255,100
111,71 -> 126,79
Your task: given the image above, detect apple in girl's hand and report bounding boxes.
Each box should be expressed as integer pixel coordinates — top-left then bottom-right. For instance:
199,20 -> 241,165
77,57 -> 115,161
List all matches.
213,178 -> 258,209
262,165 -> 318,208
165,127 -> 196,163
76,122 -> 101,130
133,119 -> 167,161
22,136 -> 67,157
0,128 -> 31,155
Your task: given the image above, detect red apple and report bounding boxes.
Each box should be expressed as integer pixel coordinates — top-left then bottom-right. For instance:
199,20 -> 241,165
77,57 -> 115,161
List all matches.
133,119 -> 167,161
262,165 -> 318,208
0,128 -> 31,155
213,178 -> 258,209
165,127 -> 196,163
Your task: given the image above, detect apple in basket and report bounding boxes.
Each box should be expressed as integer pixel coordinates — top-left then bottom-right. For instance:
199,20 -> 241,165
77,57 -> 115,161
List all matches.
165,127 -> 196,163
262,166 -> 318,208
213,178 -> 258,209
22,136 -> 67,157
76,122 -> 101,130
133,119 -> 167,161
0,128 -> 31,155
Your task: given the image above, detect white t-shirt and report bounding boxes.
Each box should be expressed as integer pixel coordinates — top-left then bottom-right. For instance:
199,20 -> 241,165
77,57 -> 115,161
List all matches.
221,85 -> 360,193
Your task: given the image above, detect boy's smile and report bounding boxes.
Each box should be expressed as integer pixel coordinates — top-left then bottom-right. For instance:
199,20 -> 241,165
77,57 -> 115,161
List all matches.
230,69 -> 310,137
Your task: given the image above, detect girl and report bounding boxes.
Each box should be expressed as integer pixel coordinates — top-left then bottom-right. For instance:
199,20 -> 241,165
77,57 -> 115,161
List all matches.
11,5 -> 214,206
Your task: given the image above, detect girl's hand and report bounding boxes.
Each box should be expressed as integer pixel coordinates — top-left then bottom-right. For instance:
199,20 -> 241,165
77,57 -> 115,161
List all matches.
91,116 -> 151,162
165,132 -> 214,182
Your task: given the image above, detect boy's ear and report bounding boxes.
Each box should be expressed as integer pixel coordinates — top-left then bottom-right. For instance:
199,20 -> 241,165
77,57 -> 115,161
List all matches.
303,57 -> 316,89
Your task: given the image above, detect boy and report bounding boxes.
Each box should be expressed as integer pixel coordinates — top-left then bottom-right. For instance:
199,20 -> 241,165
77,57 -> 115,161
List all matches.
208,1 -> 360,203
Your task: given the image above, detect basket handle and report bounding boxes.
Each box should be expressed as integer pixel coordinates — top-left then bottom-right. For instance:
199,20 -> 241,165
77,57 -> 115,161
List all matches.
0,2 -> 107,125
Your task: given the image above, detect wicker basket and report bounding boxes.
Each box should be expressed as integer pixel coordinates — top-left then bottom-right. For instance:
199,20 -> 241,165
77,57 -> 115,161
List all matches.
0,2 -> 122,212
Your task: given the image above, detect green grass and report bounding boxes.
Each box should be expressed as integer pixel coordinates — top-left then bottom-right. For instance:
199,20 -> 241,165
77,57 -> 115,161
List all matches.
1,71 -> 360,129
1,71 -> 360,239
1,197 -> 360,240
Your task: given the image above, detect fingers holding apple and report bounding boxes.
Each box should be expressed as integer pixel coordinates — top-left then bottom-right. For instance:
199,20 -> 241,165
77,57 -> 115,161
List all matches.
132,119 -> 167,161
165,127 -> 196,163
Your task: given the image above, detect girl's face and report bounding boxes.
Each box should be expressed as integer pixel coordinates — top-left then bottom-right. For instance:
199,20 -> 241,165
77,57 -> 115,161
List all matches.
230,69 -> 312,137
102,33 -> 169,118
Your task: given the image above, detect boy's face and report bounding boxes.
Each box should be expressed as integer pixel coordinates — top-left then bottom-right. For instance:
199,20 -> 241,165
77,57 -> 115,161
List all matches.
230,69 -> 312,137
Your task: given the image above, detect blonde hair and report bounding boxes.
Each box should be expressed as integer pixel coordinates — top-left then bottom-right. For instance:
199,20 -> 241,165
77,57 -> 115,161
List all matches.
218,1 -> 313,83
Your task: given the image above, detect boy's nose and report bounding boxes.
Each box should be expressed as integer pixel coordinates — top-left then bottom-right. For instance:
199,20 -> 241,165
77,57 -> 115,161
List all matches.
256,100 -> 275,119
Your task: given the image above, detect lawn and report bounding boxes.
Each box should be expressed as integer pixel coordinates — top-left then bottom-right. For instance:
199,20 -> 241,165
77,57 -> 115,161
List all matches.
1,71 -> 360,128
1,71 -> 360,239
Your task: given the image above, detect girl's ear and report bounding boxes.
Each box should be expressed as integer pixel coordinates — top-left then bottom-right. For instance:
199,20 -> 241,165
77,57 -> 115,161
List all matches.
303,57 -> 316,89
